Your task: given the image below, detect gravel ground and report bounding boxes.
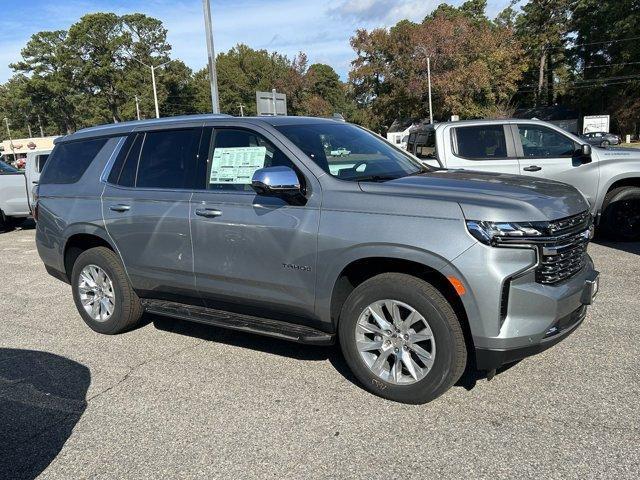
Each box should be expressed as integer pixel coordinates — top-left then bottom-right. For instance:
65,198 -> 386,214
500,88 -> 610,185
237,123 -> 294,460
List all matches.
1,224 -> 638,479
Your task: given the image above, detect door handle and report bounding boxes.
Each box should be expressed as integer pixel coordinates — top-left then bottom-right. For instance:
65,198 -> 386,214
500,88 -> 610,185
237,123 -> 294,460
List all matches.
195,208 -> 222,218
523,165 -> 542,172
109,204 -> 131,213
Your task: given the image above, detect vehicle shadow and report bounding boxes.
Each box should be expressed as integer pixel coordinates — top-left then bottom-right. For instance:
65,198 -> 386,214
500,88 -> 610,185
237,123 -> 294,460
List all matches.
149,313 -> 358,381
593,239 -> 640,255
150,313 -> 498,392
0,348 -> 90,480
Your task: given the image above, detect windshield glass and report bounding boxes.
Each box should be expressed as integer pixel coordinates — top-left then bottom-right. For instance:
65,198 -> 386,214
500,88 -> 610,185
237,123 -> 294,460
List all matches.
275,123 -> 424,181
0,160 -> 18,173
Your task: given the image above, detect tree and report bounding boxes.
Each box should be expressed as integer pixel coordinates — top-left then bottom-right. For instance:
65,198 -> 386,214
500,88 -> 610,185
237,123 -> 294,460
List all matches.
349,1 -> 526,130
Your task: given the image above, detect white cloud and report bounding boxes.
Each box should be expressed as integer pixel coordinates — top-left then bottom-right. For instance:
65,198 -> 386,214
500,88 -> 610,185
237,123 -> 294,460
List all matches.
327,0 -> 445,24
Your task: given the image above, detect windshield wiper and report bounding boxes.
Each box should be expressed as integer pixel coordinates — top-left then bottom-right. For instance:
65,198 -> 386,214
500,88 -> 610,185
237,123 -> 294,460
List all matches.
354,175 -> 399,182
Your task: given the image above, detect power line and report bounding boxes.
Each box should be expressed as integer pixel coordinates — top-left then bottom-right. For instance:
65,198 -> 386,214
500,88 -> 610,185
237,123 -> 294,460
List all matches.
583,61 -> 640,69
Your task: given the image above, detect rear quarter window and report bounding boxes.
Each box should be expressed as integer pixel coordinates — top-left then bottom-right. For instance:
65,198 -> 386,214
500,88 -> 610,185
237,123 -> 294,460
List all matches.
39,138 -> 108,185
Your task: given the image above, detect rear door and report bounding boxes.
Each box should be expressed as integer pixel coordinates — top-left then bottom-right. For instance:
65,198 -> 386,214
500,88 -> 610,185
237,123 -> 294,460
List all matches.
102,127 -> 204,302
443,124 -> 519,174
513,123 -> 599,207
190,125 -> 321,321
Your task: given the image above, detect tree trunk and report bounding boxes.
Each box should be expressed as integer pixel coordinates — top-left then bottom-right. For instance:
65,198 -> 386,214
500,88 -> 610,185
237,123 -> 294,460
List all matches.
546,53 -> 553,106
537,48 -> 546,106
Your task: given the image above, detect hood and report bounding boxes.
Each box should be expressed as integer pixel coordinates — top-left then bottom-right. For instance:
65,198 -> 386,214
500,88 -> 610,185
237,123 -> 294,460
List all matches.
359,170 -> 589,222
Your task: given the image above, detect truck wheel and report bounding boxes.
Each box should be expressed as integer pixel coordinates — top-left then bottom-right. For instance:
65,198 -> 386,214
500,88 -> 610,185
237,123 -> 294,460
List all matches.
71,247 -> 143,334
600,187 -> 640,241
338,273 -> 467,404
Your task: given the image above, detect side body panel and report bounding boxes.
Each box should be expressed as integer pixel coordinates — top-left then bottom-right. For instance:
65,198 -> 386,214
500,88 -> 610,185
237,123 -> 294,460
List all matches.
591,147 -> 640,215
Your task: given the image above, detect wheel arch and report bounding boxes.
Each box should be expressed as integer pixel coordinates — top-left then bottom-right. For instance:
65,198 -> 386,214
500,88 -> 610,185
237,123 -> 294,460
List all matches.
597,175 -> 640,217
62,225 -> 120,282
325,251 -> 476,357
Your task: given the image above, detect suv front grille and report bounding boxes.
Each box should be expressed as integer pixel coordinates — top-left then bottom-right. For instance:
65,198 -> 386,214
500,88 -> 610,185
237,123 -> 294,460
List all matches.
536,212 -> 592,285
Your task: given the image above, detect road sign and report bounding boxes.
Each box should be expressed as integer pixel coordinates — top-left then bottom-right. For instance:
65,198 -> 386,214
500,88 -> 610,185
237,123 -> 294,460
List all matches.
256,90 -> 287,116
583,115 -> 610,134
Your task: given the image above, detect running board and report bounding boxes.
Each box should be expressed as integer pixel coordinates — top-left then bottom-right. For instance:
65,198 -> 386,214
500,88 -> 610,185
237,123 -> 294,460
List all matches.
141,299 -> 334,345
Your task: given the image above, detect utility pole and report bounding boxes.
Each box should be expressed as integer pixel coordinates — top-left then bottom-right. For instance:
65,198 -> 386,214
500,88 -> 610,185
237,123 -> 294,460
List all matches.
238,104 -> 245,117
202,0 -> 220,113
129,56 -> 170,119
37,115 -> 44,137
427,57 -> 433,124
3,117 -> 16,163
272,88 -> 278,116
135,95 -> 141,120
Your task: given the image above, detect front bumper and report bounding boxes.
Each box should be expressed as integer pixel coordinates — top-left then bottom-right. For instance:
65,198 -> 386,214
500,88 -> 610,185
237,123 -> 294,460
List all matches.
450,242 -> 599,371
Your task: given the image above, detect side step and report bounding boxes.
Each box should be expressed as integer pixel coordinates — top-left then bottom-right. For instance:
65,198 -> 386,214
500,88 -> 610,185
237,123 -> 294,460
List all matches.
141,299 -> 334,345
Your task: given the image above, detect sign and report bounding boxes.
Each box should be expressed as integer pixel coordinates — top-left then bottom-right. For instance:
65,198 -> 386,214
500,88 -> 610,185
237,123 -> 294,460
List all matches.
209,146 -> 267,185
583,115 -> 610,134
256,90 -> 287,116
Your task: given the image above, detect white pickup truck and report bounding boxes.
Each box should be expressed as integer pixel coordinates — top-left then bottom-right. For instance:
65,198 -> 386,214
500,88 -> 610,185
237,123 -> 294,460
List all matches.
406,119 -> 640,241
0,150 -> 50,230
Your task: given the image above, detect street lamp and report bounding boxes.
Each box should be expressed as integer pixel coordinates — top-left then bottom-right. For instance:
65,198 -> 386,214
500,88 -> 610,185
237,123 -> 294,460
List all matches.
129,56 -> 171,119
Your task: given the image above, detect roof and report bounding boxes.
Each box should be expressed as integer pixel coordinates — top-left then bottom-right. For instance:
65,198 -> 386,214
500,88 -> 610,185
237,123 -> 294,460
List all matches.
58,114 -> 346,143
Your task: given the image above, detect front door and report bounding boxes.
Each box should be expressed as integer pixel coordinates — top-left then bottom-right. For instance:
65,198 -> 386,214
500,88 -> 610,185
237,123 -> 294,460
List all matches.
514,123 -> 600,209
190,126 -> 320,321
102,127 -> 204,301
444,124 -> 520,174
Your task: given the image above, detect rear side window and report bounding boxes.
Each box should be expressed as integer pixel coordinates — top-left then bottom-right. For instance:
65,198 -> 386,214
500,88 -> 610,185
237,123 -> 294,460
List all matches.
454,125 -> 508,160
136,129 -> 202,189
40,138 -> 108,184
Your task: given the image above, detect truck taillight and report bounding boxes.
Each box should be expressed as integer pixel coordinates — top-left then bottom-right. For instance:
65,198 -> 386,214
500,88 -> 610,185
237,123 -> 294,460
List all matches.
32,185 -> 39,221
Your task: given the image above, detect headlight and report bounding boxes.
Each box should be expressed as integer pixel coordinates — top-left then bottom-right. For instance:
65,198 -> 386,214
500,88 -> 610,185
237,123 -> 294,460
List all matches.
466,220 -> 548,245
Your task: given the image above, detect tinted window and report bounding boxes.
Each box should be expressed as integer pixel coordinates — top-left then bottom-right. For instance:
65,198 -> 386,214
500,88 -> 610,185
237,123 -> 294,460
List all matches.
0,160 -> 18,173
35,154 -> 49,172
203,128 -> 296,191
414,130 -> 436,159
518,125 -> 575,158
276,123 -> 423,181
108,134 -> 143,187
136,129 -> 202,189
454,126 -> 508,159
39,138 -> 108,184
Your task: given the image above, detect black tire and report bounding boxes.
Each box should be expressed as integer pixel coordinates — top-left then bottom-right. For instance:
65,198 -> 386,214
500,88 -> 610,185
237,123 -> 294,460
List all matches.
338,273 -> 467,404
600,186 -> 640,241
71,246 -> 143,334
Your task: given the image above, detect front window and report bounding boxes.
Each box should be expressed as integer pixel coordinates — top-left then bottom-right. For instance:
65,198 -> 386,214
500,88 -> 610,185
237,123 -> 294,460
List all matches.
275,123 -> 424,181
518,125 -> 576,158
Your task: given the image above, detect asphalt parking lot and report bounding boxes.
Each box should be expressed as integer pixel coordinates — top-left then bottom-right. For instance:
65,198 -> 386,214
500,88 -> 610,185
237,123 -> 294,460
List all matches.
1,224 -> 638,479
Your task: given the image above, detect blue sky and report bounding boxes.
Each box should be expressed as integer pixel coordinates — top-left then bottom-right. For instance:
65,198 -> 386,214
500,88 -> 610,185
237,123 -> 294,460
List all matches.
0,0 -> 511,82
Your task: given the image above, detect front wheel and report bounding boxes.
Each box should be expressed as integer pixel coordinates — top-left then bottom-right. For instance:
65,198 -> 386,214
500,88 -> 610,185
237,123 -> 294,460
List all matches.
71,247 -> 143,334
338,273 -> 467,404
600,187 -> 640,241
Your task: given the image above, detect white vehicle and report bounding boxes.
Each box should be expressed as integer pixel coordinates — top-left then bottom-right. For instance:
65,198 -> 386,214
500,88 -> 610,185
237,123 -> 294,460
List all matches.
0,149 -> 50,229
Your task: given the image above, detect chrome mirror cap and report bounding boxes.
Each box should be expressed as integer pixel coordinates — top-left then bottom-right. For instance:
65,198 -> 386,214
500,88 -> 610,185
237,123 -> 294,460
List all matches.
251,166 -> 301,195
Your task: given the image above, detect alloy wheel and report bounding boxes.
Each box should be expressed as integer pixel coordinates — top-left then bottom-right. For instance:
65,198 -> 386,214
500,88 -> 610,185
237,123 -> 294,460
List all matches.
78,265 -> 115,322
355,299 -> 436,385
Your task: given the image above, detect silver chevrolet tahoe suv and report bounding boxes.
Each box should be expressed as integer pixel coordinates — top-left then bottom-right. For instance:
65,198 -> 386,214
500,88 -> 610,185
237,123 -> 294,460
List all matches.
35,115 -> 599,404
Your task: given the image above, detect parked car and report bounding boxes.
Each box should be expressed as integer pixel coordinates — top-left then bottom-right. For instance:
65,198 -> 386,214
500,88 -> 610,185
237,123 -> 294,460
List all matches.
24,149 -> 51,207
406,119 -> 640,241
0,159 -> 30,230
581,131 -> 621,147
35,115 -> 599,404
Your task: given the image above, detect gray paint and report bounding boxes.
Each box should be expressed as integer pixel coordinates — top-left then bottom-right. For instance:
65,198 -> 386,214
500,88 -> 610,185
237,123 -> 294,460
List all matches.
36,115 -> 597,358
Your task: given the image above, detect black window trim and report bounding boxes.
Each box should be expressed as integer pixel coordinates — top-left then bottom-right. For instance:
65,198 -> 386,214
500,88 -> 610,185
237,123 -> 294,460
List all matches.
450,124 -> 515,161
513,123 -> 579,160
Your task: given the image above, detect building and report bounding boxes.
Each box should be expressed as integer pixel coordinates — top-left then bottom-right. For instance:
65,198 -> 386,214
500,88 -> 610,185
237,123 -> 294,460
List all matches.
1,136 -> 59,163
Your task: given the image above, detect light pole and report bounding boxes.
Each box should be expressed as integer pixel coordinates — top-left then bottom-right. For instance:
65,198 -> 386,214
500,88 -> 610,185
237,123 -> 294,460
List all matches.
427,57 -> 433,124
130,56 -> 170,118
3,117 -> 16,163
135,95 -> 141,120
202,0 -> 220,113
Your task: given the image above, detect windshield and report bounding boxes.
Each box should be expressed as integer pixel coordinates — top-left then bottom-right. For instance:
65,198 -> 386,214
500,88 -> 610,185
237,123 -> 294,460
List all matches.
275,123 -> 425,181
0,160 -> 18,174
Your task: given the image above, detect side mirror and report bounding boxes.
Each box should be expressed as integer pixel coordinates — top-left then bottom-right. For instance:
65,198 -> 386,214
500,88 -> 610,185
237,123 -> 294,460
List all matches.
579,143 -> 592,164
251,166 -> 301,196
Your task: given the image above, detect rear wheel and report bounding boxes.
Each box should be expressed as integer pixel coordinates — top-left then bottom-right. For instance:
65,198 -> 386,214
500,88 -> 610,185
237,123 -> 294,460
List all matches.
338,273 -> 467,404
600,186 -> 640,241
71,247 -> 143,334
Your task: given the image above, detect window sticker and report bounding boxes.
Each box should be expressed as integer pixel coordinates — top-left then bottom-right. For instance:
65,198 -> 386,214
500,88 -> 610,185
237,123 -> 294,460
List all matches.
209,146 -> 267,184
